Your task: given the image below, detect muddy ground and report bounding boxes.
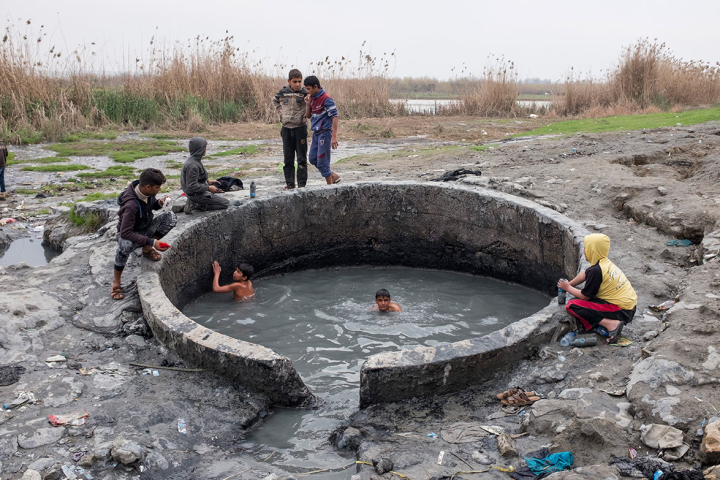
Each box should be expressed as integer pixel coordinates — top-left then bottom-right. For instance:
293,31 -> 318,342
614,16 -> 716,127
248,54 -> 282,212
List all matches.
0,117 -> 719,480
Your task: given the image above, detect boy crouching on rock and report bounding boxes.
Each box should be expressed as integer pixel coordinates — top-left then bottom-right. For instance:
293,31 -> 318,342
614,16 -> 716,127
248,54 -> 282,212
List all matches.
111,168 -> 177,300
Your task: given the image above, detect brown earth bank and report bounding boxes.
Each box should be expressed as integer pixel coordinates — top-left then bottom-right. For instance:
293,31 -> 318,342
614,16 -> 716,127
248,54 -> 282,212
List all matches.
0,120 -> 719,479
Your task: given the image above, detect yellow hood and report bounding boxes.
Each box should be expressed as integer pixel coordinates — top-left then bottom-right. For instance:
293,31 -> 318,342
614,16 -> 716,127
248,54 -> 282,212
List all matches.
584,233 -> 610,265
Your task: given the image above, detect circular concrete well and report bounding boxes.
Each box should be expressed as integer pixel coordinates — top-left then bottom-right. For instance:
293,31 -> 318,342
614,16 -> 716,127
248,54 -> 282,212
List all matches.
137,181 -> 588,407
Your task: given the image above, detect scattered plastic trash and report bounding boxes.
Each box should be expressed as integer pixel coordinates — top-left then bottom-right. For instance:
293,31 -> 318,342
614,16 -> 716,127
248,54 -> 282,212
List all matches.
437,451 -> 445,465
557,284 -> 567,305
649,300 -> 676,312
48,411 -> 89,427
0,218 -> 17,226
594,326 -> 610,337
557,355 -> 566,362
72,452 -> 86,462
629,447 -> 637,459
571,336 -> 597,347
665,239 -> 692,247
158,242 -> 170,249
610,337 -> 633,347
427,432 -> 436,438
62,465 -> 78,480
78,368 -> 97,376
178,418 -> 187,434
560,331 -> 577,347
3,391 -> 35,410
601,388 -> 627,397
162,197 -> 171,208
654,470 -> 663,480
45,355 -> 67,363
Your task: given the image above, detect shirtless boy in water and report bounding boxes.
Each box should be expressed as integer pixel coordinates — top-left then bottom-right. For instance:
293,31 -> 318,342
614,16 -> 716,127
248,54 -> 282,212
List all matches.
212,261 -> 255,301
371,289 -> 403,312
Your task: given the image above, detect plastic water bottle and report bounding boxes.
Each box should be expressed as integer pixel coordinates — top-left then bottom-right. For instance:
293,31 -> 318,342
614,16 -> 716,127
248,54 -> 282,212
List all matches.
560,331 -> 576,347
595,326 -> 610,337
557,288 -> 566,305
572,336 -> 598,347
250,181 -> 256,198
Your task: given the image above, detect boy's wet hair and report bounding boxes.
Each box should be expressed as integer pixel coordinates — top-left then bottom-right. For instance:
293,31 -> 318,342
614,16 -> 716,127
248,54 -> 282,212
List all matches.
288,69 -> 302,80
303,75 -> 321,88
237,263 -> 254,279
139,168 -> 166,187
375,288 -> 391,299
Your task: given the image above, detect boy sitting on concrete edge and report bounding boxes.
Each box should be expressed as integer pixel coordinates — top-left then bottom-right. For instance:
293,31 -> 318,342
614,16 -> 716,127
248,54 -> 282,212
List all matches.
372,288 -> 403,312
273,69 -> 308,190
303,75 -> 341,185
212,261 -> 255,301
181,137 -> 229,214
112,168 -> 176,300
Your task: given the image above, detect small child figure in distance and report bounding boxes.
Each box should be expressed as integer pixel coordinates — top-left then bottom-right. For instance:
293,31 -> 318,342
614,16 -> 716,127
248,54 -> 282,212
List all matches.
212,261 -> 255,301
372,288 -> 403,312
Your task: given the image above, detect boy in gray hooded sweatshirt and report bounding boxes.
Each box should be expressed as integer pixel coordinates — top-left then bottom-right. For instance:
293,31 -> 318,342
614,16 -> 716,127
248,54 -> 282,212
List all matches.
180,137 -> 229,214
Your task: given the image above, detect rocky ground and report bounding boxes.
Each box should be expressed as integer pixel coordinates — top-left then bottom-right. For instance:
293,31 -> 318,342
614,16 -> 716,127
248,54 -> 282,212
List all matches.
0,120 -> 719,480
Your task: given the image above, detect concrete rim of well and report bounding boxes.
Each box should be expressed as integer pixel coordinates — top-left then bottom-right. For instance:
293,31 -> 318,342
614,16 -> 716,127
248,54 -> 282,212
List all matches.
136,181 -> 590,408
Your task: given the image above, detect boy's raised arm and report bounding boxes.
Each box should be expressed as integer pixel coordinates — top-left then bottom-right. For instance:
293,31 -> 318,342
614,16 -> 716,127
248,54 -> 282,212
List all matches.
212,261 -> 236,293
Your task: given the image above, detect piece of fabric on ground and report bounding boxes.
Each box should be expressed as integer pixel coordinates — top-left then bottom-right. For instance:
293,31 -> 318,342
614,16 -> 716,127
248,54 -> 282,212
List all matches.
510,448 -> 573,480
440,422 -> 489,443
610,455 -> 704,480
215,176 -> 243,191
430,168 -> 482,182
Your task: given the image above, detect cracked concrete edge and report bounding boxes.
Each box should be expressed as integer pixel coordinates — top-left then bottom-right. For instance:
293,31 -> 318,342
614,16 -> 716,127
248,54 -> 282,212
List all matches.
137,271 -> 315,407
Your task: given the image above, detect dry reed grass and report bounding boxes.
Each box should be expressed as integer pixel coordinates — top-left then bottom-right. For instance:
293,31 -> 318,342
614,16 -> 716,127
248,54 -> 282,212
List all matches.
554,39 -> 720,116
2,24 -> 719,144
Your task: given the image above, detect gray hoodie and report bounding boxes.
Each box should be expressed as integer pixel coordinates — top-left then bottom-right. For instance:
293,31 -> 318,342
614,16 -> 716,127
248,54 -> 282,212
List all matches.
181,137 -> 210,196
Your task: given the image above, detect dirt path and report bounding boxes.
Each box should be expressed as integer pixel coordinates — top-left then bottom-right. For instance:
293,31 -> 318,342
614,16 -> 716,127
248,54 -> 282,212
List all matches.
0,121 -> 718,479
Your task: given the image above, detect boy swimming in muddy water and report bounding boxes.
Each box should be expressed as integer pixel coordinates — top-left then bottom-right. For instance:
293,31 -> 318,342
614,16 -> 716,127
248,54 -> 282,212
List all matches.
212,261 -> 255,301
372,289 -> 403,312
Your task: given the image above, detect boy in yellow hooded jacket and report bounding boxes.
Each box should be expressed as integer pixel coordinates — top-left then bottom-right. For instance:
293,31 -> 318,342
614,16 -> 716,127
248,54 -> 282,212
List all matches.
558,233 -> 637,344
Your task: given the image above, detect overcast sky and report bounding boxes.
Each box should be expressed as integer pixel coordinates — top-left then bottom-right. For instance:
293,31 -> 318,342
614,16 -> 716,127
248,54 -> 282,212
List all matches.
6,0 -> 720,81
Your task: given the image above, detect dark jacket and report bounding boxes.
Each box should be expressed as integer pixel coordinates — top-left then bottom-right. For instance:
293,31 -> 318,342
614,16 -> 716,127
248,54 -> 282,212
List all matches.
116,180 -> 162,246
181,137 -> 210,196
0,141 -> 7,168
272,85 -> 308,129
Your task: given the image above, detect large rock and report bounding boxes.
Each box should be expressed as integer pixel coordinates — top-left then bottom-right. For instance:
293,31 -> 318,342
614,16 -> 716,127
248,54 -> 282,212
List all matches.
701,420 -> 720,465
17,427 -> 64,449
111,437 -> 143,465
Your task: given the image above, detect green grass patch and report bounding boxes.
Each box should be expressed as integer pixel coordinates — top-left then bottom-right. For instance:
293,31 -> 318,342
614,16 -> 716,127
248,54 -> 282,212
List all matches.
77,192 -> 120,202
9,156 -> 70,165
469,143 -> 500,152
165,161 -> 184,169
36,208 -> 51,215
76,165 -> 137,179
15,188 -> 39,195
68,206 -> 103,230
165,174 -> 181,179
518,107 -> 720,137
141,133 -> 178,139
207,145 -> 258,158
22,164 -> 91,172
59,131 -> 118,142
47,139 -> 185,163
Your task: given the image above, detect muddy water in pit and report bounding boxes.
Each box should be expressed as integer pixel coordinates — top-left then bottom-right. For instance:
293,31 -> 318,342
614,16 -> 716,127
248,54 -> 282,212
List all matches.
0,236 -> 60,267
182,267 -> 549,477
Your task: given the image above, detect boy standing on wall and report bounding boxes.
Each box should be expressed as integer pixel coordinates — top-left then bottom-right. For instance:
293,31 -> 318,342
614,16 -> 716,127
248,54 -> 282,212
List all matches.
303,75 -> 341,185
272,69 -> 308,190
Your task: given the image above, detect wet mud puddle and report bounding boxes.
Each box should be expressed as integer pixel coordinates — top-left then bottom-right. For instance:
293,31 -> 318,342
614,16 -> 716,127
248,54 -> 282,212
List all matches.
183,267 -> 549,478
0,233 -> 60,267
